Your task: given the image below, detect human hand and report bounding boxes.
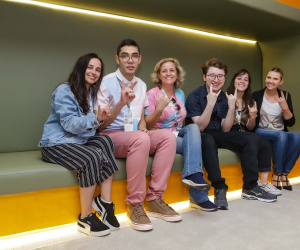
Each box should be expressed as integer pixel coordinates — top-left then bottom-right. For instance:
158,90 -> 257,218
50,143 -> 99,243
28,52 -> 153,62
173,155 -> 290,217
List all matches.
139,128 -> 150,134
248,101 -> 258,119
207,84 -> 221,107
97,100 -> 113,121
226,88 -> 237,109
155,94 -> 170,112
275,91 -> 289,111
120,80 -> 137,106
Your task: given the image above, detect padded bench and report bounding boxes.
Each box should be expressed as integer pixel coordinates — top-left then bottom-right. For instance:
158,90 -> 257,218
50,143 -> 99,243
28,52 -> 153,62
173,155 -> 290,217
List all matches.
0,150 -> 240,196
0,149 -> 242,237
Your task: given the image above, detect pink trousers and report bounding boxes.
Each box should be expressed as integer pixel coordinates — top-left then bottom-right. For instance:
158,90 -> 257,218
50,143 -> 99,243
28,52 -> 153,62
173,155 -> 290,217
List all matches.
101,129 -> 176,205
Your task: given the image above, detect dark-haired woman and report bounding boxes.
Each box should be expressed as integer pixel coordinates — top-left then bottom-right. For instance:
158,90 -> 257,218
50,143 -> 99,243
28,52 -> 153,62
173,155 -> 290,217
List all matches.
227,69 -> 281,196
39,53 -> 119,237
253,68 -> 300,191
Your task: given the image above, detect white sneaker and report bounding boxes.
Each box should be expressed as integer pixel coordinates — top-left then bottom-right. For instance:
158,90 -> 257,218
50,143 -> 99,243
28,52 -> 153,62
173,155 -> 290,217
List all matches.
257,179 -> 263,187
261,183 -> 282,196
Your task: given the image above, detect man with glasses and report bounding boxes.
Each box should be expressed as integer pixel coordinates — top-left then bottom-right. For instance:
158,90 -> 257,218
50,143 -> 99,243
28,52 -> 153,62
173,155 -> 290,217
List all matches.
185,58 -> 277,210
94,39 -> 181,231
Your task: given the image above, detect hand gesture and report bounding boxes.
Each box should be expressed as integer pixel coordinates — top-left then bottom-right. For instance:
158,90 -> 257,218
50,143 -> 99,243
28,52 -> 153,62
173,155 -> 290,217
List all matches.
248,101 -> 258,120
155,94 -> 170,112
207,84 -> 221,107
121,81 -> 137,106
226,88 -> 237,109
275,91 -> 289,111
97,100 -> 113,121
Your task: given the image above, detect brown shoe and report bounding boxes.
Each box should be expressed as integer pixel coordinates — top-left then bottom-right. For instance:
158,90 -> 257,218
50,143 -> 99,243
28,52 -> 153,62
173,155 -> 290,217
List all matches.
145,197 -> 182,222
127,203 -> 153,231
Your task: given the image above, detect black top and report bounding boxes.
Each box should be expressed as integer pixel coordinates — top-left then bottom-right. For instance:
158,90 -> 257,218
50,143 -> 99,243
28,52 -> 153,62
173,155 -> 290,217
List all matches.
185,84 -> 228,133
252,88 -> 295,132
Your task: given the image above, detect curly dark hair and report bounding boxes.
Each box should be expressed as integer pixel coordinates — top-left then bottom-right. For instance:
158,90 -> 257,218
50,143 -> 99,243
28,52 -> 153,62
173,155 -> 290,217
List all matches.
68,53 -> 104,114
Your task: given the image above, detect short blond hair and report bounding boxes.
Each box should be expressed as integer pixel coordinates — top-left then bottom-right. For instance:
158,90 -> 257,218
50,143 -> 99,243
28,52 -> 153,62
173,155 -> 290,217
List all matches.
151,58 -> 186,89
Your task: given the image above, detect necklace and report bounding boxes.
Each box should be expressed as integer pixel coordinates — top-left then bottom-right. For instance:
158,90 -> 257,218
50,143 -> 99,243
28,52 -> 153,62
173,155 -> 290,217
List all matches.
161,88 -> 180,130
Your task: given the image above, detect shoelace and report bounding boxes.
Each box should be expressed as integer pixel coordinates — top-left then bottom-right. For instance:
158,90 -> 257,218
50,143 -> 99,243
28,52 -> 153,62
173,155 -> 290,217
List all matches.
132,204 -> 148,219
86,213 -> 101,225
155,197 -> 175,212
216,190 -> 227,200
102,203 -> 115,222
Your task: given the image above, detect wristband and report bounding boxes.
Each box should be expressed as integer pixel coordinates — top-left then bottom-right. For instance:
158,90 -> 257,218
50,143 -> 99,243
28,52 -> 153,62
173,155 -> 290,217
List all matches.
283,108 -> 289,112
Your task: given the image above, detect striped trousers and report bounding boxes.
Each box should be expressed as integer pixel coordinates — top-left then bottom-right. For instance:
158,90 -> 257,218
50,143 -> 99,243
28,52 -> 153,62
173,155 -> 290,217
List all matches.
41,135 -> 119,187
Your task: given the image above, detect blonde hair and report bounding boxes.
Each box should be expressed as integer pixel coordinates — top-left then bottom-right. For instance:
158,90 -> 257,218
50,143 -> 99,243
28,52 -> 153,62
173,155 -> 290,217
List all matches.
151,58 -> 186,89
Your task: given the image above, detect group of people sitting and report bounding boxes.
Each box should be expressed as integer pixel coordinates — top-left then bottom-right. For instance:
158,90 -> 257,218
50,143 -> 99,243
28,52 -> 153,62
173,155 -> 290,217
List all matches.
39,39 -> 300,237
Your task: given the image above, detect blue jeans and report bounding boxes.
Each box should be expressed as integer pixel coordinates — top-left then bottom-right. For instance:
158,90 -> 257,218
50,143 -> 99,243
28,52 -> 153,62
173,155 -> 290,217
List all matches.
176,124 -> 208,203
255,128 -> 300,174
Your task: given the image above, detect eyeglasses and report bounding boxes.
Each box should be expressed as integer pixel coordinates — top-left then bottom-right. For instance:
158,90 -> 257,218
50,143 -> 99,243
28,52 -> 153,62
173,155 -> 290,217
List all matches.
119,54 -> 140,63
171,98 -> 181,111
207,74 -> 225,81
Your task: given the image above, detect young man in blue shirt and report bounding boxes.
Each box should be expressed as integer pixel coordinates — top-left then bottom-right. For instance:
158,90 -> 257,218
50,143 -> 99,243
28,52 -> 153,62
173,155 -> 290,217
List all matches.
186,58 -> 277,210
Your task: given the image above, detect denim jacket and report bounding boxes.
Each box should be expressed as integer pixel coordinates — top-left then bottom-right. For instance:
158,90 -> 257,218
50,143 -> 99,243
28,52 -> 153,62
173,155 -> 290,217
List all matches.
39,83 -> 101,147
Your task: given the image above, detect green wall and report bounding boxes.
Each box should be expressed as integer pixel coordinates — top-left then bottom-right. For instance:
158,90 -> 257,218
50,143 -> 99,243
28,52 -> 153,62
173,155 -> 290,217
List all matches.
0,1 -> 262,153
260,34 -> 300,133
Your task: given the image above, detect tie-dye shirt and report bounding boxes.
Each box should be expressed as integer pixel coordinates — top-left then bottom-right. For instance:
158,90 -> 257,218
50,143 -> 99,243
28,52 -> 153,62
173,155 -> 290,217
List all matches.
145,87 -> 187,131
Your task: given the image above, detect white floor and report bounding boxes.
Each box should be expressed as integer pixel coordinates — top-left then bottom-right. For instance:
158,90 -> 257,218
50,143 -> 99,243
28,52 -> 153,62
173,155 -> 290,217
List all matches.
2,181 -> 300,250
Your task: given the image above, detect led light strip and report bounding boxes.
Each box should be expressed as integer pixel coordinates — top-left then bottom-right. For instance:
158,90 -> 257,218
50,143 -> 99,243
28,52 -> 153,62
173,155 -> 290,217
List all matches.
6,0 -> 256,44
1,177 -> 300,248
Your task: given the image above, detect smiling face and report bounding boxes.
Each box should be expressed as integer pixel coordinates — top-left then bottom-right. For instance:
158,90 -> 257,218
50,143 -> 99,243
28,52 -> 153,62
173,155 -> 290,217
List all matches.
85,58 -> 102,89
234,73 -> 249,93
115,45 -> 141,81
158,61 -> 178,88
203,66 -> 226,93
265,71 -> 283,91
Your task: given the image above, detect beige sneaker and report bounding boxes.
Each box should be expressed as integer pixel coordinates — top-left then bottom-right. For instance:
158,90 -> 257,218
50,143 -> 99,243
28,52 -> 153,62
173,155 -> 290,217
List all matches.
127,203 -> 153,231
145,197 -> 182,222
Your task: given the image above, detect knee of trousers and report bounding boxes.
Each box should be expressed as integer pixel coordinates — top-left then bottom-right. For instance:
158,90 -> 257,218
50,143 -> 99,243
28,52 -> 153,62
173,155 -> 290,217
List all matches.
95,134 -> 115,151
275,131 -> 289,145
157,129 -> 177,152
289,132 -> 300,145
184,124 -> 201,137
130,132 -> 151,152
202,134 -> 217,150
240,133 -> 258,148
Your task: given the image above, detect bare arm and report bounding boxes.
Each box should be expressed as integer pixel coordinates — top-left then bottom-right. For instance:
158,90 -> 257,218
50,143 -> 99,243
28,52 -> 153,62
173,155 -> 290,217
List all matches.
96,81 -> 137,131
221,107 -> 235,132
275,91 -> 293,120
95,101 -> 126,131
138,108 -> 148,130
192,102 -> 215,132
192,84 -> 220,132
246,101 -> 257,131
145,94 -> 169,129
221,88 -> 237,132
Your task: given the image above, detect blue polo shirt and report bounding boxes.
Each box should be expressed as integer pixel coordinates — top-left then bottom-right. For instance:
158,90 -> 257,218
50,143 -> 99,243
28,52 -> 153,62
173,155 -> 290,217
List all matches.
185,84 -> 228,133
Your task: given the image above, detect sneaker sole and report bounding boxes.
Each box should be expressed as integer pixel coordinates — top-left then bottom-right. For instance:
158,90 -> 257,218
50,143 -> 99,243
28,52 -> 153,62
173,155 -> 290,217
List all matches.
266,191 -> 282,196
146,211 -> 182,222
92,200 -> 120,231
241,193 -> 277,203
77,223 -> 110,237
126,216 -> 153,231
182,179 -> 211,191
189,202 -> 218,212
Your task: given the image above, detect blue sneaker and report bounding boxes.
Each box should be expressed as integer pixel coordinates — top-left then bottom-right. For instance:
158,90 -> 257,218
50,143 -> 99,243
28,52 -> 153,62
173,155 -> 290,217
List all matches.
182,173 -> 211,191
189,198 -> 218,212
